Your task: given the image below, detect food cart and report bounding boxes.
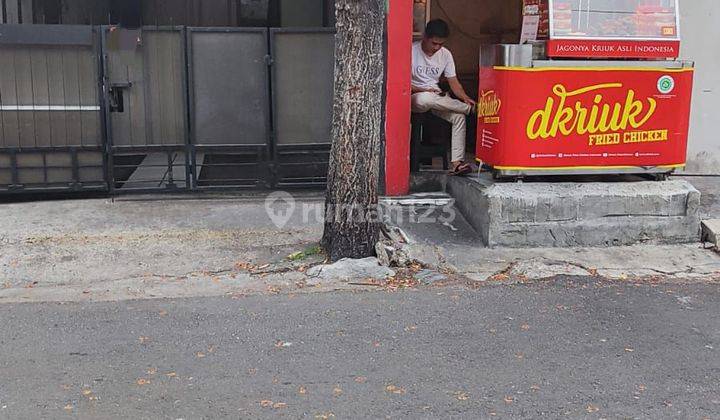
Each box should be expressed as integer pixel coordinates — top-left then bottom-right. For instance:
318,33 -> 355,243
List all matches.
476,0 -> 694,178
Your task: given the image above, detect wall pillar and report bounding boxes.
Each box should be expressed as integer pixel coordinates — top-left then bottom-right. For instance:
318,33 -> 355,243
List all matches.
384,0 -> 413,196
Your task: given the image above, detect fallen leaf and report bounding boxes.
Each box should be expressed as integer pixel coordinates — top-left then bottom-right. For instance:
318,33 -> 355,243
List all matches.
504,396 -> 514,404
235,262 -> 254,271
267,286 -> 281,294
158,310 -> 168,317
247,368 -> 257,375
333,386 -> 343,397
63,404 -> 73,411
287,252 -> 304,261
454,391 -> 469,401
637,384 -> 646,392
165,372 -> 177,378
404,325 -> 417,332
147,368 -> 157,375
298,386 -> 307,395
372,341 -> 381,348
207,345 -> 216,353
515,352 -> 525,359
520,324 -> 530,331
489,328 -> 497,334
624,347 -> 635,353
586,403 -> 600,413
275,340 -> 292,348
663,400 -> 673,407
139,336 -> 150,344
273,402 -> 287,409
354,376 -> 367,384
196,352 -> 205,358
385,385 -> 406,395
136,378 -> 150,386
314,413 -> 335,419
82,389 -> 93,396
257,264 -> 271,270
260,400 -> 273,408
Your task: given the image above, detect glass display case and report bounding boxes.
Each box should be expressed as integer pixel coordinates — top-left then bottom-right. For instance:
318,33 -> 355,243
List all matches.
549,0 -> 680,40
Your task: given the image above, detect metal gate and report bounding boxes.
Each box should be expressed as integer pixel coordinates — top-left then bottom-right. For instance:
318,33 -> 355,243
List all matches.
271,28 -> 334,188
187,27 -> 272,189
0,24 -> 334,195
0,25 -> 106,193
101,26 -> 191,193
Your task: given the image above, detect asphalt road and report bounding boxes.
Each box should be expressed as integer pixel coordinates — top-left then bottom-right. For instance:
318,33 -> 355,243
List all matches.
1,277 -> 719,419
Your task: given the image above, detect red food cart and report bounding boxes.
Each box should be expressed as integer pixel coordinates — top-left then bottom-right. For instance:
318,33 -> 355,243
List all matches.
476,0 -> 694,178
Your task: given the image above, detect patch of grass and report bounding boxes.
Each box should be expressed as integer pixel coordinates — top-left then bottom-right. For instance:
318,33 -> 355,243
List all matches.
287,245 -> 323,262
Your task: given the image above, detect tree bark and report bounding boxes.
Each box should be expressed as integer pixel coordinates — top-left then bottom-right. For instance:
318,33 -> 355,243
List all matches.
321,0 -> 385,261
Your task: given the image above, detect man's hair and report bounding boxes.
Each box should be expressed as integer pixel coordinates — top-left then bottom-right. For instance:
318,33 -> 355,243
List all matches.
425,19 -> 450,38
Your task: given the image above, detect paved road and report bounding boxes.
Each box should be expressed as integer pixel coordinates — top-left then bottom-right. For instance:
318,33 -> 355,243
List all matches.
1,277 -> 719,419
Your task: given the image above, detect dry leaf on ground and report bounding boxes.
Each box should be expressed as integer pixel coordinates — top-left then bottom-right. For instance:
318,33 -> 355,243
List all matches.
385,385 -> 406,395
586,404 -> 600,413
454,391 -> 469,401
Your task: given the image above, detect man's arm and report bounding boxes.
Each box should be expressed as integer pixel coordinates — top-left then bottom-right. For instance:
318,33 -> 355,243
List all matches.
447,77 -> 475,106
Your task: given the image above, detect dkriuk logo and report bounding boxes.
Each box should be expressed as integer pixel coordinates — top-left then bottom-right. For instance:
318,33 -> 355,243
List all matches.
526,83 -> 669,147
477,90 -> 502,124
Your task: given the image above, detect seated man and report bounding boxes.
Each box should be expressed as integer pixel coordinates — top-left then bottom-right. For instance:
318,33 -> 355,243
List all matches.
411,19 -> 476,176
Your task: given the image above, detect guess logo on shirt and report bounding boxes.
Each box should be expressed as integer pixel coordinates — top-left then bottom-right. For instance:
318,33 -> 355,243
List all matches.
415,65 -> 441,76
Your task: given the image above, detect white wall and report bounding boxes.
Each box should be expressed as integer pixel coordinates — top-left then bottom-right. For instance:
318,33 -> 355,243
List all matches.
680,0 -> 720,174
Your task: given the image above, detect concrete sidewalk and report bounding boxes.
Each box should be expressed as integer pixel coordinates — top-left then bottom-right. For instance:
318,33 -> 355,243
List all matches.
0,194 -> 329,303
1,181 -> 719,304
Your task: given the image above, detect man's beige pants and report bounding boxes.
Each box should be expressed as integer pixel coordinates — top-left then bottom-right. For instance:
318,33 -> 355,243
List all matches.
411,92 -> 472,163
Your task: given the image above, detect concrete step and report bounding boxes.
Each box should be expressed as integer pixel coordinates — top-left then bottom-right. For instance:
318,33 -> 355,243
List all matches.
702,219 -> 720,248
448,174 -> 702,248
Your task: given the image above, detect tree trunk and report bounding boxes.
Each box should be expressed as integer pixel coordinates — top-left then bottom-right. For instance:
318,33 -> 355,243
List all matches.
321,0 -> 385,261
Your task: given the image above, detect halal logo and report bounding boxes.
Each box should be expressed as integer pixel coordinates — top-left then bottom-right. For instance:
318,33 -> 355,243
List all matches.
657,75 -> 675,94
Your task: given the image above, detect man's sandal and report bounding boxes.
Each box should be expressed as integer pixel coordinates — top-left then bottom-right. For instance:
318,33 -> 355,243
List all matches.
449,162 -> 472,176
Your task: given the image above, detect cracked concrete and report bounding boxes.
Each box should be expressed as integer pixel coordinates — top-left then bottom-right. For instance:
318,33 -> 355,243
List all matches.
405,241 -> 720,283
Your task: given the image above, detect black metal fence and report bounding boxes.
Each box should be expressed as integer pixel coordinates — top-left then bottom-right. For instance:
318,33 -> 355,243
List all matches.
0,23 -> 334,195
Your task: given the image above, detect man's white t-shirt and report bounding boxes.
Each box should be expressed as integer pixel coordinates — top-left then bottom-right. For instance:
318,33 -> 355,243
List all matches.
411,41 -> 457,90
